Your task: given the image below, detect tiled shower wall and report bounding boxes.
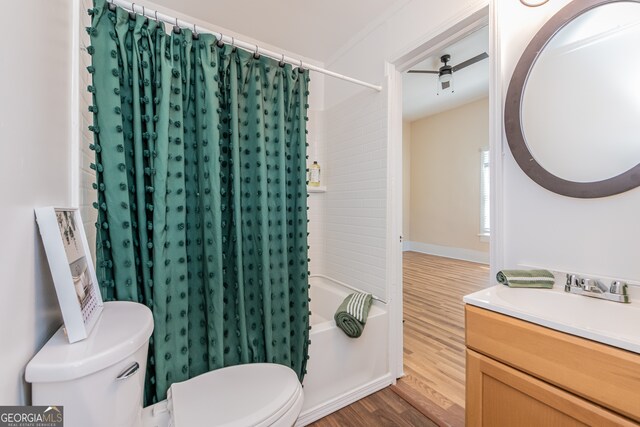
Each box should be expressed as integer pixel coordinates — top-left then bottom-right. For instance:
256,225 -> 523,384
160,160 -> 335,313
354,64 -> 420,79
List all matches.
322,90 -> 388,299
306,110 -> 326,276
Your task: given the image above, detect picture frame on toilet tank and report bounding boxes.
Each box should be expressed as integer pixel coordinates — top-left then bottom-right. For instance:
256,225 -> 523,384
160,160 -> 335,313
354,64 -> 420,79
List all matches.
35,207 -> 103,343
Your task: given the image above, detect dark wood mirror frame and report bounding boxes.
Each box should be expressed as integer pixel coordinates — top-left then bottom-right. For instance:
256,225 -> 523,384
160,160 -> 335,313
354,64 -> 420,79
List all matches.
504,0 -> 640,198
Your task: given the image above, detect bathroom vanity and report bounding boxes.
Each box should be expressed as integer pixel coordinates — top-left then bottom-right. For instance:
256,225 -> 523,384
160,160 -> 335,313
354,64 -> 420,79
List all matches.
464,286 -> 640,426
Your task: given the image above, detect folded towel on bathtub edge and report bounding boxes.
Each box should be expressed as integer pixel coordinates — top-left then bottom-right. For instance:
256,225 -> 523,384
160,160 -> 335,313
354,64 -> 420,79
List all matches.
496,269 -> 555,288
334,292 -> 373,338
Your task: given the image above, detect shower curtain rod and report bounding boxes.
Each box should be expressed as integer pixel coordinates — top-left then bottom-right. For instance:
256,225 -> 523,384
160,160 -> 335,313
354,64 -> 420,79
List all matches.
107,0 -> 383,92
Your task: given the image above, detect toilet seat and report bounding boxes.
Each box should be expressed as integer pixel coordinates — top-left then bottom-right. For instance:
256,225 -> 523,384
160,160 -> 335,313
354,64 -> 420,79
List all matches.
167,363 -> 303,427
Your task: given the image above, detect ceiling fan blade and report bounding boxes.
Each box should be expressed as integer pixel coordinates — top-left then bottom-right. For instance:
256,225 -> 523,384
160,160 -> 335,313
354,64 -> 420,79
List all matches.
452,52 -> 489,73
407,70 -> 440,74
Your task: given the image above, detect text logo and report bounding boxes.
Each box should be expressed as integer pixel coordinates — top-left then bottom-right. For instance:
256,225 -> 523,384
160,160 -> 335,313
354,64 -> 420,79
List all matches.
0,406 -> 63,427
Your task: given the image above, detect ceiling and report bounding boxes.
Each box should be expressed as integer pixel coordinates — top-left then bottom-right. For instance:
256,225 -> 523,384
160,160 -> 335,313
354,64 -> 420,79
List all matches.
403,26 -> 489,121
151,0 -> 406,62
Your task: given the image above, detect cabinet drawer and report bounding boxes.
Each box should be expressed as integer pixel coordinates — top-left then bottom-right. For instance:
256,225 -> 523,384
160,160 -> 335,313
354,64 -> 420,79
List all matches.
466,349 -> 636,427
465,305 -> 640,422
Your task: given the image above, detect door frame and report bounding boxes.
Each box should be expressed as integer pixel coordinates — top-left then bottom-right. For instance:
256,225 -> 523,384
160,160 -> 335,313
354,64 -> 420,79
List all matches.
385,0 -> 502,380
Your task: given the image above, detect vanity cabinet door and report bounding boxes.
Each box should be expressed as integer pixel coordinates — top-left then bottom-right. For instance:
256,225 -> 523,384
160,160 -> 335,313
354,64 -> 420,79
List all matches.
466,349 -> 636,427
465,305 -> 640,422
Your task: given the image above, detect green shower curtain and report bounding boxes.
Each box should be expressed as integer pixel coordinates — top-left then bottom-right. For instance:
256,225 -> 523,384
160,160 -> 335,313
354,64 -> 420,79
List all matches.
87,0 -> 310,403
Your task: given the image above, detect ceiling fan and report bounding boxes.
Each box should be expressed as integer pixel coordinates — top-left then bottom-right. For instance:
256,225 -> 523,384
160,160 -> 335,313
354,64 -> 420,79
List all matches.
408,53 -> 489,92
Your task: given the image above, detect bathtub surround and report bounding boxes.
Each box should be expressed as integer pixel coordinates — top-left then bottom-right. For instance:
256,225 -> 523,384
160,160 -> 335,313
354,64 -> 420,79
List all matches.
88,0 -> 310,402
299,277 -> 389,425
324,90 -> 388,300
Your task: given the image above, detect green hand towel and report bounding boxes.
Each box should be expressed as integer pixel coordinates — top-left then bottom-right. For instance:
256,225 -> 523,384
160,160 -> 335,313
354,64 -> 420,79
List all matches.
334,292 -> 373,338
497,269 -> 555,288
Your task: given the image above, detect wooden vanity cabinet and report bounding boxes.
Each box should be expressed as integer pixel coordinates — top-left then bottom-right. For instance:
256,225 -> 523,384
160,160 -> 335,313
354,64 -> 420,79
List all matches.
465,305 -> 640,426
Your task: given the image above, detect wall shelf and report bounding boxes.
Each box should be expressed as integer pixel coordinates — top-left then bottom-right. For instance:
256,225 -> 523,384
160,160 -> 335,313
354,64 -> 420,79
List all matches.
307,186 -> 327,193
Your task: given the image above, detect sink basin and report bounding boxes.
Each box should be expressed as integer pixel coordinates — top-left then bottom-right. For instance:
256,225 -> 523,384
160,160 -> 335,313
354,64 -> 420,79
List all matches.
464,284 -> 640,354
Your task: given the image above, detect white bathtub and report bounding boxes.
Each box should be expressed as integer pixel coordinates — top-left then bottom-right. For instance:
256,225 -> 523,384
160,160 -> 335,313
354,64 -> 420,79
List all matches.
296,276 -> 391,425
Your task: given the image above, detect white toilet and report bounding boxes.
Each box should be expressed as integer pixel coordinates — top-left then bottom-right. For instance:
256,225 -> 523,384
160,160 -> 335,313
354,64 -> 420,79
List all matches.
25,301 -> 304,427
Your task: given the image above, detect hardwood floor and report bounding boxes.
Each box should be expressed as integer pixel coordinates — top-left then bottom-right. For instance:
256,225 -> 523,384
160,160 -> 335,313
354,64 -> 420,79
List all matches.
392,252 -> 489,426
309,252 -> 489,426
309,387 -> 438,427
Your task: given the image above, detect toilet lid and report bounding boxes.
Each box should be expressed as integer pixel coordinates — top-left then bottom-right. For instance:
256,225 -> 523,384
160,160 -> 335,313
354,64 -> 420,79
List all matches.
168,363 -> 302,427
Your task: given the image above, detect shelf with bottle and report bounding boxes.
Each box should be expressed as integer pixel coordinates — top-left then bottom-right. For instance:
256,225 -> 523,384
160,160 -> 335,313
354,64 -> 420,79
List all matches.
307,160 -> 324,193
307,186 -> 327,193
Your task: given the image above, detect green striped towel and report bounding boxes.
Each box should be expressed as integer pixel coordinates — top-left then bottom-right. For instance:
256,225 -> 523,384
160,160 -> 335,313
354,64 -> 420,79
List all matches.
497,269 -> 555,288
334,292 -> 373,338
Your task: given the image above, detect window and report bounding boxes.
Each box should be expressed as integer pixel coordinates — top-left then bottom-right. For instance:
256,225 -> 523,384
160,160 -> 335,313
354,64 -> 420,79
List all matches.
480,148 -> 490,237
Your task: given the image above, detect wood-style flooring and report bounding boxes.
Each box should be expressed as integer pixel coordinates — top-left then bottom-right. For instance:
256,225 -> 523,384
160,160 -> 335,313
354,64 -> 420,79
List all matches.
309,387 -> 438,427
309,252 -> 489,426
392,252 -> 489,426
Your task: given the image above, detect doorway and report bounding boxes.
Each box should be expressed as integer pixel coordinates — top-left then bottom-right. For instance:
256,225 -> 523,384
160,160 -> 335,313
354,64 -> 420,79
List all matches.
388,12 -> 496,426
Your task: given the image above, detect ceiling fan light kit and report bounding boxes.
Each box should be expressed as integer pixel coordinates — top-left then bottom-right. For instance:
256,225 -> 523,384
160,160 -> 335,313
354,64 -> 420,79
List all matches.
408,52 -> 488,95
438,55 -> 454,94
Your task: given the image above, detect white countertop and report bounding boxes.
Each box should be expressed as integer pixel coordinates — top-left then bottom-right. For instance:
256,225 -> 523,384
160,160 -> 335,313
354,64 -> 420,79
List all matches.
464,283 -> 640,354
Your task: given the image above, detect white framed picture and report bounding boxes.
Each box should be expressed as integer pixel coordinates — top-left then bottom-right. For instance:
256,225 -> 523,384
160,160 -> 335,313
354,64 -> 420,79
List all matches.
35,207 -> 103,343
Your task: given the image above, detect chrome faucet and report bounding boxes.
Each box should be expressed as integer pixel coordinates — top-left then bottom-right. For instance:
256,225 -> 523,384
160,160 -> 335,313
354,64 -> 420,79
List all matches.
565,274 -> 630,303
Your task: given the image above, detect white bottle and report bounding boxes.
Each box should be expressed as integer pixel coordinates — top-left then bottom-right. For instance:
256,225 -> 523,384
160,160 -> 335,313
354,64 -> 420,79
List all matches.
309,161 -> 321,187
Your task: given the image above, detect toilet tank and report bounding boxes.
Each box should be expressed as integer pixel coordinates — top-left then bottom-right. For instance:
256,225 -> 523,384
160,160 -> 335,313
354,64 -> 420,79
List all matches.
26,302 -> 154,427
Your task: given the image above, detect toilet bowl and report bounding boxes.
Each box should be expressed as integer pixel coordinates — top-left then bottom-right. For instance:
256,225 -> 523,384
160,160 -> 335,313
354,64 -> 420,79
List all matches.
25,301 -> 303,427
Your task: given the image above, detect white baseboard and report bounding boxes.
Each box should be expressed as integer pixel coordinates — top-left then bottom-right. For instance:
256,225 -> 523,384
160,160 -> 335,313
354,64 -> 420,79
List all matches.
404,241 -> 489,264
295,374 -> 393,426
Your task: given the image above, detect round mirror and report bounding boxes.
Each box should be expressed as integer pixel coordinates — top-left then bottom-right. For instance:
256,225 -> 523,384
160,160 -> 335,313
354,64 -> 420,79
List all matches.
505,0 -> 640,198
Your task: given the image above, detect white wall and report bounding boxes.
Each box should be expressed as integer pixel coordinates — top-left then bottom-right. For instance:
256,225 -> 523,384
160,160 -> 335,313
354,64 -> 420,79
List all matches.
402,121 -> 411,240
498,0 -> 640,282
0,1 -> 73,405
408,98 -> 489,255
